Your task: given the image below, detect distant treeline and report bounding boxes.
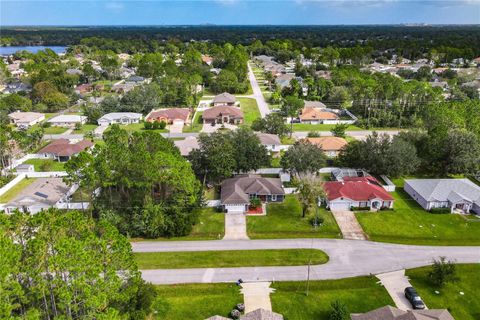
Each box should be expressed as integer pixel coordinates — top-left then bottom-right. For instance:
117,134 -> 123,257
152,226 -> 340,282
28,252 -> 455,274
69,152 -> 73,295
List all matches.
1,25 -> 480,58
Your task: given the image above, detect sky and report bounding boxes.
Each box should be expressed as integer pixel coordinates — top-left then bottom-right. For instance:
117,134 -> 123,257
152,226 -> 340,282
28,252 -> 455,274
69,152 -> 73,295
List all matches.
0,0 -> 479,26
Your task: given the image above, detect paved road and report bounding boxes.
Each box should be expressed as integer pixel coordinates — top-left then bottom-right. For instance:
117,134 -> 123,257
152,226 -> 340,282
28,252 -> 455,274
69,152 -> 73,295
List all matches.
44,133 -> 85,140
132,239 -> 480,284
247,63 -> 270,118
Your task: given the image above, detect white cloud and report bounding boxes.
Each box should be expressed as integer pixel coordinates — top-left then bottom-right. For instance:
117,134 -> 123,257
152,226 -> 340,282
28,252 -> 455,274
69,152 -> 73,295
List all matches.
105,2 -> 125,12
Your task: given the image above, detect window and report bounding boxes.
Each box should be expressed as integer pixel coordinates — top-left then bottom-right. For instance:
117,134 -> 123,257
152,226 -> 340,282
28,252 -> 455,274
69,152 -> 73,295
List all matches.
271,194 -> 277,201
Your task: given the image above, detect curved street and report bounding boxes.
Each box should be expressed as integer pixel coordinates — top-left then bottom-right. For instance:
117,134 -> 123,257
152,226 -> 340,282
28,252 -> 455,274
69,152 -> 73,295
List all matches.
132,239 -> 480,284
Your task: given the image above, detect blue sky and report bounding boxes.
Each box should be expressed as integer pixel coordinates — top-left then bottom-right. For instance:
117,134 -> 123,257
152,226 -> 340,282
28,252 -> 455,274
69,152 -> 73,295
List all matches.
1,0 -> 479,26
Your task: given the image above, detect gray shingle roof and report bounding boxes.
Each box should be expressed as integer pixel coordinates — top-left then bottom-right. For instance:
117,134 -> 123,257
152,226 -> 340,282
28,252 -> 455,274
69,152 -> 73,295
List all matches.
213,92 -> 236,104
351,305 -> 454,320
405,179 -> 480,205
240,308 -> 284,320
221,175 -> 284,205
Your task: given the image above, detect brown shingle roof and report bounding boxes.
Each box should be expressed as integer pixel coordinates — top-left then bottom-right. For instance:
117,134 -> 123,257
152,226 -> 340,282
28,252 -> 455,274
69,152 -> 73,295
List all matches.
305,137 -> 348,151
256,133 -> 281,146
39,139 -> 93,157
203,106 -> 243,120
351,305 -> 455,320
300,107 -> 338,121
146,108 -> 190,122
240,308 -> 284,320
221,175 -> 284,205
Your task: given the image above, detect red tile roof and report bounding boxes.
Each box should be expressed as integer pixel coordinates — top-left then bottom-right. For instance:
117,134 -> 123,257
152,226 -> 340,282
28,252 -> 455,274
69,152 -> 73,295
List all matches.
146,108 -> 190,123
325,177 -> 393,201
39,139 -> 93,157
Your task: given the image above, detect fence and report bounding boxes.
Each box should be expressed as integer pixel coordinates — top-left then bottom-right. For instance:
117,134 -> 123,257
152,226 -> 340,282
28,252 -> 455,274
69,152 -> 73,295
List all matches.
380,175 -> 396,192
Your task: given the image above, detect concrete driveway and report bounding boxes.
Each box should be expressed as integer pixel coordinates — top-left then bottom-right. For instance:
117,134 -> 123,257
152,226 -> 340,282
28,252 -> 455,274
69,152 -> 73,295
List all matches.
168,122 -> 184,133
240,282 -> 275,313
376,269 -> 417,310
223,213 -> 249,240
331,210 -> 368,240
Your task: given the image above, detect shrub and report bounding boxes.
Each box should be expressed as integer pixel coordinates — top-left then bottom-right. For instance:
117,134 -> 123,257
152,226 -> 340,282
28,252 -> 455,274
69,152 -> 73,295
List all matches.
309,215 -> 325,226
74,122 -> 82,131
230,309 -> 241,319
429,256 -> 458,287
430,208 -> 451,214
144,121 -> 153,130
250,198 -> 261,208
158,121 -> 166,129
329,300 -> 348,320
236,303 -> 245,312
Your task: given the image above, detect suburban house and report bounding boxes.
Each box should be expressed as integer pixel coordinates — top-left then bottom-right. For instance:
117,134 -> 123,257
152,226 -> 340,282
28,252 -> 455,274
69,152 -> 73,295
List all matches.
8,111 -> 45,128
221,175 -> 285,213
304,101 -> 328,109
324,176 -> 394,211
212,92 -> 237,107
305,137 -> 348,157
125,75 -> 146,84
207,308 -> 283,320
404,179 -> 480,214
174,136 -> 199,157
146,108 -> 191,125
201,55 -> 214,66
48,115 -> 87,127
351,305 -> 454,320
299,107 -> 339,124
38,139 -> 93,162
4,178 -> 77,214
256,132 -> 282,153
97,112 -> 142,126
202,106 -> 244,125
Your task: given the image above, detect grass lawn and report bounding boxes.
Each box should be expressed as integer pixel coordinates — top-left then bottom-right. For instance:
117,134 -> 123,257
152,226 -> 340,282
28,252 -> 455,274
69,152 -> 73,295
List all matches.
73,124 -> 98,134
0,178 -> 36,203
247,195 -> 342,239
203,187 -> 219,200
406,264 -> 480,320
135,249 -> 328,269
154,283 -> 241,320
43,126 -> 69,134
293,123 -> 363,132
154,275 -> 392,320
356,188 -> 480,245
23,159 -> 65,172
238,97 -> 261,125
183,111 -> 203,133
272,276 -> 394,319
131,208 -> 225,241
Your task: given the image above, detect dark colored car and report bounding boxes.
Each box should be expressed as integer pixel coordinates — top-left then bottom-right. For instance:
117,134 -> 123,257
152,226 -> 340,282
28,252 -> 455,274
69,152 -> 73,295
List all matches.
404,287 -> 426,309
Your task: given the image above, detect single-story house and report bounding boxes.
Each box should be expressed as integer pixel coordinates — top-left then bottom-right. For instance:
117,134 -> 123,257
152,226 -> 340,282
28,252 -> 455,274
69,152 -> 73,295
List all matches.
97,112 -> 142,126
351,305 -> 454,320
4,178 -> 77,214
256,132 -> 281,153
404,178 -> 480,214
201,55 -> 214,66
38,139 -> 93,162
145,108 -> 190,125
174,136 -> 199,157
299,107 -> 339,124
275,73 -> 295,89
48,115 -> 87,127
8,111 -> 45,128
221,175 -> 285,213
305,137 -> 348,157
207,308 -> 283,320
324,176 -> 394,211
202,106 -> 244,125
331,168 -> 370,182
212,92 -> 237,107
125,75 -> 145,84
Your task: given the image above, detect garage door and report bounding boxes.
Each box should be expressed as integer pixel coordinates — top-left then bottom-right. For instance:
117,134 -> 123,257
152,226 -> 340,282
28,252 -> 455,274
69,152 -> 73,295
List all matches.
226,204 -> 246,213
329,202 -> 351,211
173,120 -> 185,126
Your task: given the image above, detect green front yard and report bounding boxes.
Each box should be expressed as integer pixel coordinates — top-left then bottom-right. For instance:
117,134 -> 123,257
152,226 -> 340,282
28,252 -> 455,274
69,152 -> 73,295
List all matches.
131,207 -> 224,241
113,122 -> 168,134
154,275 -> 393,320
73,124 -> 98,134
238,97 -> 261,125
356,188 -> 480,245
155,283 -> 241,320
135,249 -> 328,269
43,126 -> 69,134
272,276 -> 393,319
407,264 -> 480,320
183,111 -> 203,133
292,123 -> 362,131
0,178 -> 36,203
247,195 -> 341,239
23,159 -> 65,172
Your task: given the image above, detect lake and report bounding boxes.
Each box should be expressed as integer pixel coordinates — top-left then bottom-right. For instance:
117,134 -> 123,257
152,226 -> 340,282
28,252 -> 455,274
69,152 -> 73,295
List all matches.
0,46 -> 67,55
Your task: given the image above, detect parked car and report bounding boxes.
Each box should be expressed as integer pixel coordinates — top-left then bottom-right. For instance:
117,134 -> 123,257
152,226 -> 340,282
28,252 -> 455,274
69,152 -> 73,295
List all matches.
404,287 -> 426,309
